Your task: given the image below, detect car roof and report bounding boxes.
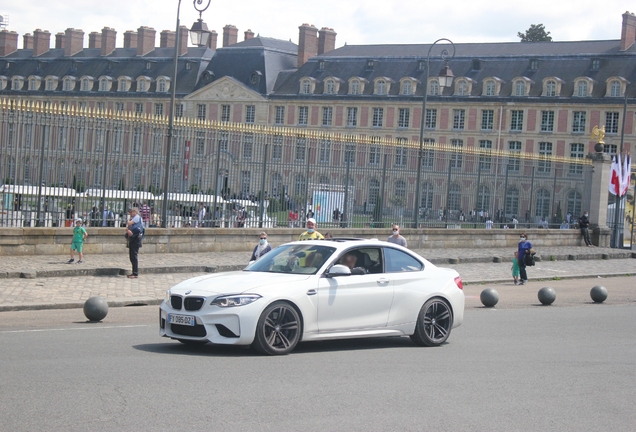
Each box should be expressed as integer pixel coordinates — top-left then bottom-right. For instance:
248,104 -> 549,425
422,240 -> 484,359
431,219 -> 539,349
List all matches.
285,238 -> 387,250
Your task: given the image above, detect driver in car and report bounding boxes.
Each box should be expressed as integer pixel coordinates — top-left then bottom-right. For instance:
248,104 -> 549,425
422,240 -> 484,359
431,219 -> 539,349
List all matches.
338,251 -> 367,275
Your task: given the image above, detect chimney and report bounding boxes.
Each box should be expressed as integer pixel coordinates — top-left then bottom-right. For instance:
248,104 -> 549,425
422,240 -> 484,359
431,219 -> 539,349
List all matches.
620,11 -> 636,51
160,30 -> 175,48
0,30 -> 19,56
298,23 -> 318,67
101,27 -> 116,56
55,32 -> 65,49
223,25 -> 238,47
318,27 -> 337,55
137,26 -> 156,56
209,30 -> 218,50
33,29 -> 51,57
123,30 -> 138,49
88,32 -> 101,49
178,25 -> 188,56
23,33 -> 34,50
64,28 -> 84,56
244,29 -> 255,41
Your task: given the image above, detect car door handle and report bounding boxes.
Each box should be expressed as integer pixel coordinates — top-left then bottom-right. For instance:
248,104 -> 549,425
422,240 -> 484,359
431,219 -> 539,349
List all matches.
376,278 -> 390,284
307,289 -> 317,296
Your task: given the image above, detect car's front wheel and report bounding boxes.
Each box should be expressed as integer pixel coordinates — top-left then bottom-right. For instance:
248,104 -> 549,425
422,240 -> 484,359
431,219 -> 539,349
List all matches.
252,302 -> 301,355
410,298 -> 453,347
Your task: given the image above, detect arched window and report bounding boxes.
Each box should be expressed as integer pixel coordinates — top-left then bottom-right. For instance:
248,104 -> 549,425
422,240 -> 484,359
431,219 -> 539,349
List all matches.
99,78 -> 111,92
402,80 -> 412,95
577,81 -> 588,97
514,80 -> 526,96
350,80 -> 360,95
545,80 -> 556,97
505,187 -> 519,217
270,173 -> 282,196
477,185 -> 490,213
484,80 -> 496,96
376,79 -> 386,95
301,79 -> 311,94
325,79 -> 335,94
429,79 -> 439,96
81,78 -> 92,91
118,79 -> 128,92
535,189 -> 551,218
63,77 -> 74,91
609,80 -> 621,97
45,78 -> 56,91
28,78 -> 38,91
567,190 -> 582,217
394,180 -> 406,200
420,182 -> 434,210
368,179 -> 380,205
457,80 -> 468,96
157,78 -> 167,93
448,183 -> 461,211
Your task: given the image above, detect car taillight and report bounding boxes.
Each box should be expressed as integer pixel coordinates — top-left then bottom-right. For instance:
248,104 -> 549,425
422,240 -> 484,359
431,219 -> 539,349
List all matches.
454,276 -> 463,290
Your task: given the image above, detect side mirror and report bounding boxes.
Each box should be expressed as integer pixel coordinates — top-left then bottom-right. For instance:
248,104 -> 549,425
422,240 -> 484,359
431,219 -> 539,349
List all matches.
326,264 -> 351,277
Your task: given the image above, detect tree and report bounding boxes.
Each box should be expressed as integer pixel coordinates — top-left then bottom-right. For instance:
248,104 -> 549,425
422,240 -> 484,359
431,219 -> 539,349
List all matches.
518,24 -> 552,42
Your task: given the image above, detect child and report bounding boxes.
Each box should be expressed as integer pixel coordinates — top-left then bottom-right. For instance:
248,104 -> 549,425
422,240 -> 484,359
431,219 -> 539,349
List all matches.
511,251 -> 520,285
68,218 -> 88,264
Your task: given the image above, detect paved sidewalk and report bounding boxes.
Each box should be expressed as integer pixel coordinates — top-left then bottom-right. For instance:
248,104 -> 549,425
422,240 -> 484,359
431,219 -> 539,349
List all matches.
0,245 -> 634,311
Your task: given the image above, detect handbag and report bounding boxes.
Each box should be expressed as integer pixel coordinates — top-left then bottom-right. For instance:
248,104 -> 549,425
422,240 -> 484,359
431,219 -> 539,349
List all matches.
524,252 -> 535,266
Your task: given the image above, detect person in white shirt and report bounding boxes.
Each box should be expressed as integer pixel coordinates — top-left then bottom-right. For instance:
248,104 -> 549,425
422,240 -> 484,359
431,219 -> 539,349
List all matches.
197,203 -> 206,228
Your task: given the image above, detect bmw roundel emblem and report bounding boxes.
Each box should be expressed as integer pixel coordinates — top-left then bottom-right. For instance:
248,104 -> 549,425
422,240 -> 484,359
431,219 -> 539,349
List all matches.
185,290 -> 191,295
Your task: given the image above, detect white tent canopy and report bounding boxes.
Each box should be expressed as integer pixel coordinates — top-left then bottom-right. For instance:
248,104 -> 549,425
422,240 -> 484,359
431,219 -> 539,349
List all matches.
156,193 -> 228,204
0,184 -> 77,197
82,189 -> 155,201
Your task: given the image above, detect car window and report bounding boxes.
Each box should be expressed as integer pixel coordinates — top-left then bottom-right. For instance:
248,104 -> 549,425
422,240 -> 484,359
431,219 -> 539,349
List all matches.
246,244 -> 335,274
384,247 -> 423,273
332,247 -> 383,275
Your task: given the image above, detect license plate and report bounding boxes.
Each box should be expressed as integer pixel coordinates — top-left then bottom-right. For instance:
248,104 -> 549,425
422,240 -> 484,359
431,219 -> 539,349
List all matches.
168,314 -> 196,326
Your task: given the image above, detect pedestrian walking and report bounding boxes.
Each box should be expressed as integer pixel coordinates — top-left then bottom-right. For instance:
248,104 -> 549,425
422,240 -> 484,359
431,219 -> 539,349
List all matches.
125,207 -> 143,278
250,232 -> 272,262
517,233 -> 533,285
299,218 -> 324,240
387,224 -> 407,247
579,210 -> 593,246
511,251 -> 520,285
68,218 -> 88,264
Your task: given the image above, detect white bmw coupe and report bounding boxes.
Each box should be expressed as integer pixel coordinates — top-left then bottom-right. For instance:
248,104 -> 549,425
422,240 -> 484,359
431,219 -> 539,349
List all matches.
160,239 -> 464,355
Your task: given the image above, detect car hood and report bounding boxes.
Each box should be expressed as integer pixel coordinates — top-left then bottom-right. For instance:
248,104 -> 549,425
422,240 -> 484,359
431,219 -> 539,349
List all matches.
168,271 -> 312,297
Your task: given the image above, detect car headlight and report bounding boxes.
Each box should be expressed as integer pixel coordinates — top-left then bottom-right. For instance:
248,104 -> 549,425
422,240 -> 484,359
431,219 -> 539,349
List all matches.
164,291 -> 171,307
211,294 -> 261,308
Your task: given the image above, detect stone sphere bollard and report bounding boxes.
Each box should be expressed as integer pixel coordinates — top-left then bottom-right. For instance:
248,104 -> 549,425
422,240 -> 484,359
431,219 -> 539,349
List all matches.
480,288 -> 499,307
590,285 -> 608,303
537,287 -> 556,305
83,296 -> 108,322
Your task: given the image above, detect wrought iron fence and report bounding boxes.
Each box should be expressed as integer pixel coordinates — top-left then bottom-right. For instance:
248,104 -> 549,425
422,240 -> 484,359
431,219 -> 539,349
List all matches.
1,98 -> 593,230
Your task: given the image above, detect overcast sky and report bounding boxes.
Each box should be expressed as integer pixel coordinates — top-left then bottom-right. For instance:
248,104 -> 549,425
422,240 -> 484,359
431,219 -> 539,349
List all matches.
1,1 -> 632,49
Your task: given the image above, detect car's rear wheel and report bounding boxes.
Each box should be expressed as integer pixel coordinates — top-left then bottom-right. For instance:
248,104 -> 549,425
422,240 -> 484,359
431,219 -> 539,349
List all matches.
252,302 -> 301,355
410,298 -> 453,347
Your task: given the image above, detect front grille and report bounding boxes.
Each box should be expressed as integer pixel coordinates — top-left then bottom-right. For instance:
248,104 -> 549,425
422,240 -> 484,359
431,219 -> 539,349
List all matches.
184,297 -> 205,311
170,295 -> 183,310
171,323 -> 207,337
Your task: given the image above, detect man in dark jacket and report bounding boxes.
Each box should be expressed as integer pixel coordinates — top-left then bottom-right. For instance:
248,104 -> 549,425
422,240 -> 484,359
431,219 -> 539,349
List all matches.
578,210 -> 593,247
125,208 -> 143,278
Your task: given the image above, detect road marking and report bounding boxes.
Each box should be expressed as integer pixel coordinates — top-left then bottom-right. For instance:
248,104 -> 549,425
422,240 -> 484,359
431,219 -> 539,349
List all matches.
0,324 -> 151,334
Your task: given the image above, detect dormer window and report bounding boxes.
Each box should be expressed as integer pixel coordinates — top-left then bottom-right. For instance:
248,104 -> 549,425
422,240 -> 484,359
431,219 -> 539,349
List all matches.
455,79 -> 469,96
541,76 -> 566,97
299,77 -> 317,95
530,59 -> 539,70
376,79 -> 386,95
117,76 -> 132,92
402,80 -> 412,95
98,76 -> 113,92
318,61 -> 325,71
45,76 -> 59,91
146,62 -> 153,70
28,76 -> 42,91
348,77 -> 367,95
428,79 -> 439,96
156,76 -> 170,93
62,76 -> 76,91
366,60 -> 374,70
0,76 -> 7,90
608,79 -> 623,97
484,80 -> 496,96
11,76 -> 24,91
591,59 -> 600,70
545,80 -> 556,96
577,81 -> 588,97
80,76 -> 94,92
325,79 -> 335,94
574,77 -> 594,97
512,77 -> 533,97
136,76 -> 151,92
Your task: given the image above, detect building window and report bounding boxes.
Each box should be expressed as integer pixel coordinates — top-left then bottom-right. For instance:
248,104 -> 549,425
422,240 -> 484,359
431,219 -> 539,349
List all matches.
298,106 -> 308,126
372,108 -> 384,127
45,78 -> 55,91
175,104 -> 184,118
479,140 -> 492,171
514,80 -> 526,96
153,129 -> 163,154
344,144 -> 355,164
243,133 -> 253,160
448,184 -> 461,211
538,142 -> 553,173
508,141 -> 522,172
420,182 -> 434,209
505,188 -> 519,217
157,78 -> 167,92
609,80 -> 621,97
118,79 -> 127,92
197,104 -> 206,120
368,179 -> 380,205
154,103 -> 164,117
132,127 -> 142,154
272,136 -> 283,160
138,79 -> 147,92
115,102 -> 124,113
484,80 -> 496,96
476,185 -> 490,212
218,132 -> 228,152
540,110 -> 554,132
545,80 -> 556,97
428,80 -> 439,96
395,143 -> 408,167
572,111 -> 586,133
422,139 -> 435,169
28,78 -> 38,90
452,109 -> 465,130
592,59 -> 600,70
577,81 -> 588,97
322,107 -> 333,126
369,144 -> 381,165
295,136 -> 306,161
195,132 -> 205,156
535,189 -> 551,218
398,108 -> 410,128
80,78 -> 91,91
567,191 -> 582,217
275,106 -> 285,125
450,139 -> 463,168
245,105 -> 255,123
300,79 -> 311,94
394,180 -> 406,202
376,79 -> 387,95
456,80 -> 468,96
569,143 -> 585,175
350,80 -> 360,95
319,140 -> 331,163
346,107 -> 358,127
425,109 -> 437,129
63,78 -> 74,91
605,112 -> 620,134
221,105 -> 231,122
96,102 -> 105,111
402,80 -> 412,95
325,80 -> 335,94
510,110 -> 523,131
603,143 -> 618,154
481,110 -> 494,131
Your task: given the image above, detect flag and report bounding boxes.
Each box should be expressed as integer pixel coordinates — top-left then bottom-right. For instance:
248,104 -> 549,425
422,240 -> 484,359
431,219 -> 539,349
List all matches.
609,154 -> 621,196
620,154 -> 631,197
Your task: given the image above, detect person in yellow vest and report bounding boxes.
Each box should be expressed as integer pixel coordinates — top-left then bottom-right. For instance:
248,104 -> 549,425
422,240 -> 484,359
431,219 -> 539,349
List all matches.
298,218 -> 324,241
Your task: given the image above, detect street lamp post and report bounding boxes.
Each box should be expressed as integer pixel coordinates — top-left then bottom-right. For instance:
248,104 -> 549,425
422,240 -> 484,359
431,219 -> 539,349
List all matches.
413,38 -> 455,228
161,0 -> 211,228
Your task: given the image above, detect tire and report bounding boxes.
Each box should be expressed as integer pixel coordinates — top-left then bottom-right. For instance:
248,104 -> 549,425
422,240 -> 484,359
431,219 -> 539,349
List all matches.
252,301 -> 301,355
177,339 -> 208,346
410,298 -> 453,347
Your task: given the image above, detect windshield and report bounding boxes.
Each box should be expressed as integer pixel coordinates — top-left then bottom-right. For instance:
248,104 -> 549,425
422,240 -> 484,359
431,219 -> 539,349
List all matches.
246,244 -> 336,274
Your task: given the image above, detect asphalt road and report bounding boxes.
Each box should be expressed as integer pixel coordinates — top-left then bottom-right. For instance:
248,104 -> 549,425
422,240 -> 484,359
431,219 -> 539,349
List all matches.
1,288 -> 635,431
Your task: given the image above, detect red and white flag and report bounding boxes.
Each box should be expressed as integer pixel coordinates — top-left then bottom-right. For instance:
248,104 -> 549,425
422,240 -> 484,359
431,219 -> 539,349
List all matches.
620,154 -> 631,196
609,154 -> 621,196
